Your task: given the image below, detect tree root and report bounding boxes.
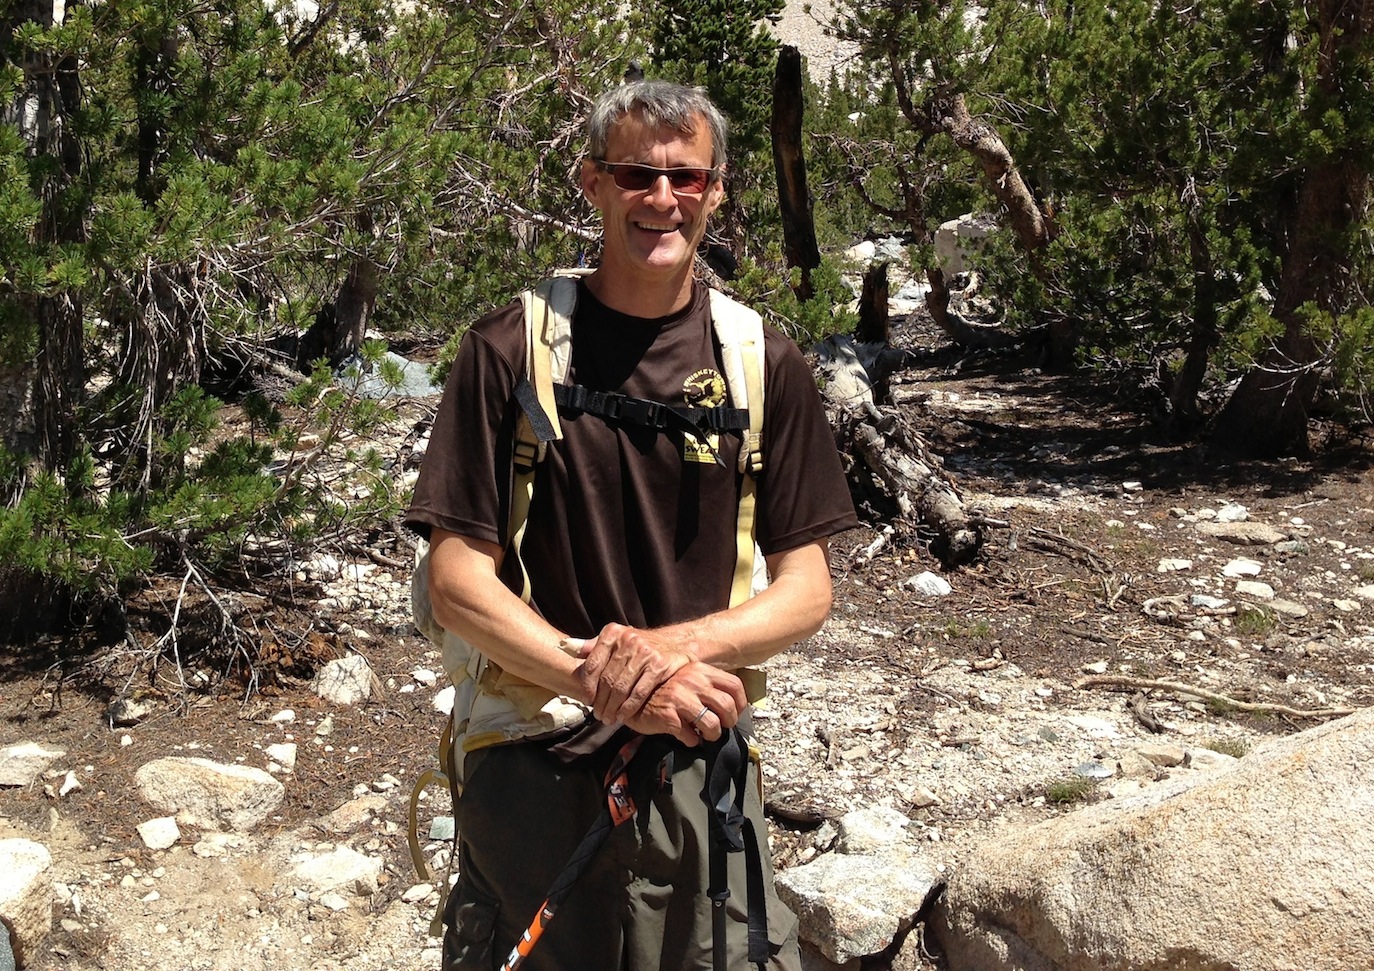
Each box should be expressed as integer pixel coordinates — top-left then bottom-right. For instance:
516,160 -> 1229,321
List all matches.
1073,675 -> 1358,720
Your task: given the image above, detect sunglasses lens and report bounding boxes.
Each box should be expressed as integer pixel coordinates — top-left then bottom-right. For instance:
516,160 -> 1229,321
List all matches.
669,171 -> 709,192
613,168 -> 657,191
604,163 -> 712,194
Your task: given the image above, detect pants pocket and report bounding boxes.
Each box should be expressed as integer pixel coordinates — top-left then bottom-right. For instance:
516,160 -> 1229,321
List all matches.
443,880 -> 500,971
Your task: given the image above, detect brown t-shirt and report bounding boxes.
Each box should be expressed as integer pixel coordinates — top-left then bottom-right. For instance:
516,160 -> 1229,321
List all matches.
406,280 -> 858,638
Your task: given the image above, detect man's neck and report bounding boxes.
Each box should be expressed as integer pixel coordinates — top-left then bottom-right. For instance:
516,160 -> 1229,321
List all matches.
584,264 -> 696,319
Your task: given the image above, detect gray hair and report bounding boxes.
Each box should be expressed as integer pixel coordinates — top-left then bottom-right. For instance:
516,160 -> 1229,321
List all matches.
586,81 -> 729,169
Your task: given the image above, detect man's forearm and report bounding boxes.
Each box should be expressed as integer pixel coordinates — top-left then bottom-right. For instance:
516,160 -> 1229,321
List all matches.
426,528 -> 588,703
661,540 -> 834,670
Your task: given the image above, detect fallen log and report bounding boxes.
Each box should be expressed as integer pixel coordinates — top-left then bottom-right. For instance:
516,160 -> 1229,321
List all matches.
816,335 -> 981,566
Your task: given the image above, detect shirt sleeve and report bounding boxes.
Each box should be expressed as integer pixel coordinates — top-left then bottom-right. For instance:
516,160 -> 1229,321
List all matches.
755,330 -> 860,554
405,303 -> 524,544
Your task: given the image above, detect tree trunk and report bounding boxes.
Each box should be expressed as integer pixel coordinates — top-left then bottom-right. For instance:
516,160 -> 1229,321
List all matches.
329,255 -> 380,365
1161,217 -> 1220,439
887,58 -> 1063,365
925,91 -> 1051,258
771,45 -> 820,301
856,263 -> 889,345
5,0 -> 86,471
1210,0 -> 1373,457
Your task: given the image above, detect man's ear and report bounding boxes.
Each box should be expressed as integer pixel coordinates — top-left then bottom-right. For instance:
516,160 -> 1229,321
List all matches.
580,159 -> 603,208
704,167 -> 727,217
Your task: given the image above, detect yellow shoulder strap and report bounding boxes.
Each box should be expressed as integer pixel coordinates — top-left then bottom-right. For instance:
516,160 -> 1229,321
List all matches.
510,277 -> 577,602
707,289 -> 766,610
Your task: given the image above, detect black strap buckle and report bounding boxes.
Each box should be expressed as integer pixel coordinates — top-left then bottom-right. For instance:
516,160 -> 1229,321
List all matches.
615,396 -> 664,427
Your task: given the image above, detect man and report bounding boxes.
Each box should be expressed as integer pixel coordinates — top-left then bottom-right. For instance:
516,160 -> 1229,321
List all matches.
407,80 -> 857,970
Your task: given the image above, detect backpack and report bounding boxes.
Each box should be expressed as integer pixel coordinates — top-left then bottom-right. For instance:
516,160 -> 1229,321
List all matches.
407,275 -> 768,920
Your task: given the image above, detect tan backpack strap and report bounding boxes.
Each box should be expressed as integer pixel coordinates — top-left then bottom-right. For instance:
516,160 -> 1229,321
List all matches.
528,278 -> 574,444
510,277 -> 579,602
709,290 -> 766,610
728,340 -> 764,608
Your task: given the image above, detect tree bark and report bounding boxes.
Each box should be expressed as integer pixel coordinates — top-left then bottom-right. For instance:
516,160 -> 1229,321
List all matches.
329,255 -> 380,365
771,45 -> 820,301
5,0 -> 86,471
1161,215 -> 1220,439
1210,0 -> 1373,457
856,263 -> 889,345
925,91 -> 1050,258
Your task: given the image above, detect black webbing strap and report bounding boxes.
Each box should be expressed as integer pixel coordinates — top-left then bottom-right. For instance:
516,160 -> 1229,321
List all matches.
704,727 -> 770,971
513,378 -> 559,443
554,384 -> 749,437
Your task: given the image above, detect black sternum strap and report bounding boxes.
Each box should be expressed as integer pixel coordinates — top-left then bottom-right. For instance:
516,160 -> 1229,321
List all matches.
554,383 -> 749,437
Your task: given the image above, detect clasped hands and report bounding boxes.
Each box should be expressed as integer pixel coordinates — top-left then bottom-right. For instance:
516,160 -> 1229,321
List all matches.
569,622 -> 747,746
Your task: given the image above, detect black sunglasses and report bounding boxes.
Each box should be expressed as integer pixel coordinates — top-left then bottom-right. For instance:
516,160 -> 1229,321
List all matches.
594,159 -> 720,194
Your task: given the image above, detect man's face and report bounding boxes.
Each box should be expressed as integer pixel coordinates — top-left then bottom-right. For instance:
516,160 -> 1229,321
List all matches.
581,111 -> 725,286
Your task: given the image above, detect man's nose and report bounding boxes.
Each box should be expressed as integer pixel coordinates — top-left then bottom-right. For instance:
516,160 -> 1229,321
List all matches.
645,175 -> 676,207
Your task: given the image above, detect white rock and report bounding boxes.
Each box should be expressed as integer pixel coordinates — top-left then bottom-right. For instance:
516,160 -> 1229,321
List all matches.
1135,743 -> 1186,768
1186,748 -> 1240,771
136,817 -> 181,850
191,832 -> 247,858
1235,580 -> 1275,600
412,668 -> 439,687
0,743 -> 66,788
776,852 -> 942,964
935,711 -> 1374,970
844,240 -> 877,264
1215,502 -> 1249,522
401,882 -> 436,904
289,846 -> 381,895
1081,660 -> 1109,675
1157,558 -> 1193,573
306,553 -> 343,580
317,892 -> 350,912
108,696 -> 155,726
265,743 -> 297,772
1197,521 -> 1287,545
1066,715 -> 1119,738
902,572 -> 953,596
1269,599 -> 1309,619
57,770 -> 82,798
433,685 -> 456,715
270,709 -> 296,724
0,839 -> 53,966
134,757 -> 285,832
1223,558 -> 1263,577
321,794 -> 390,835
934,213 -> 997,276
314,655 -> 374,705
908,787 -> 940,809
1352,584 -> 1374,601
835,807 -> 912,855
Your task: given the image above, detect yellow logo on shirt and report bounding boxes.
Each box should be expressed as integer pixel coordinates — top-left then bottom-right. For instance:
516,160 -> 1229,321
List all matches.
682,369 -> 726,465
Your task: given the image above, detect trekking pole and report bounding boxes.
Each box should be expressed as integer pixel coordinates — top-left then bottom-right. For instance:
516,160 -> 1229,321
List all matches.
499,734 -> 646,971
703,727 -> 770,971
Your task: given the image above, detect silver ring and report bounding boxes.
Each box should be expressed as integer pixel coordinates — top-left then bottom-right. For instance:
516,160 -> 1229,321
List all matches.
690,706 -> 710,732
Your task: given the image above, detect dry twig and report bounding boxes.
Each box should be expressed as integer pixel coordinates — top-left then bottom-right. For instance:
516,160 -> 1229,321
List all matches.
1074,675 -> 1358,720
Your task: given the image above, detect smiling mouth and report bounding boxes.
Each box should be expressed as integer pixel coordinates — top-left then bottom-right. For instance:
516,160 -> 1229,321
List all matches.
636,222 -> 679,232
